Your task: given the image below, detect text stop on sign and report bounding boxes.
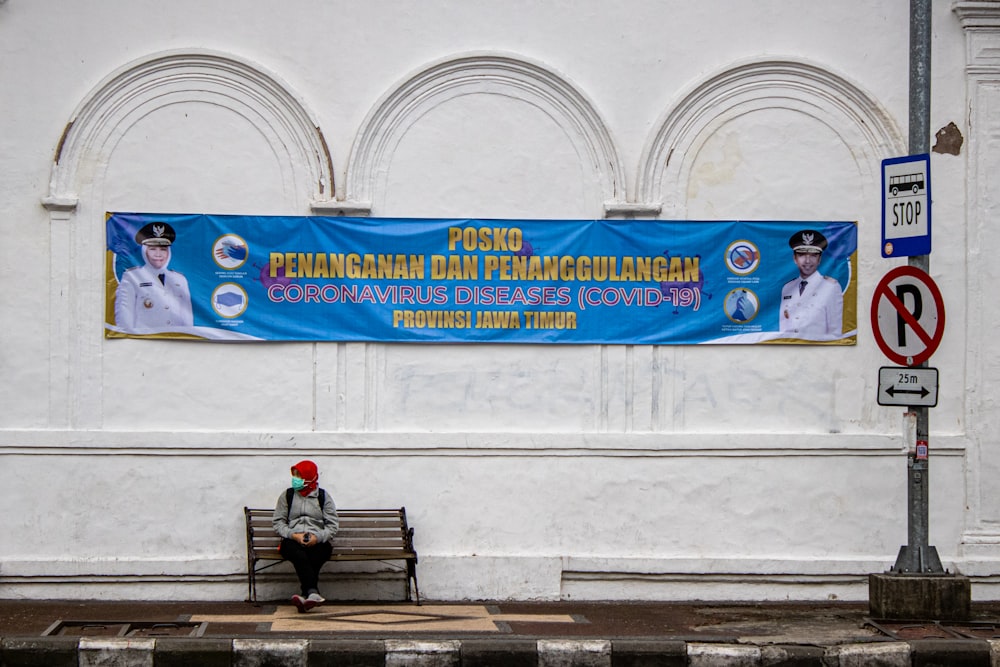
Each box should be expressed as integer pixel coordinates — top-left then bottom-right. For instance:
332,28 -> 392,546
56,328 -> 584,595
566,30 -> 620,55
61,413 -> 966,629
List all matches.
882,154 -> 931,257
870,266 -> 945,367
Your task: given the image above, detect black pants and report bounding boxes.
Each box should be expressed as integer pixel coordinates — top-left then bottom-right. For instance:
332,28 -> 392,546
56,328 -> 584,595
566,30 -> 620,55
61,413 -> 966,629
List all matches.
280,538 -> 332,596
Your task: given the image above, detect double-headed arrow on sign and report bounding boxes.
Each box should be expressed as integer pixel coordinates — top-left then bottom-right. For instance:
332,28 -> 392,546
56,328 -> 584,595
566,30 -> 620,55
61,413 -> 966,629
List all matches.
877,366 -> 938,407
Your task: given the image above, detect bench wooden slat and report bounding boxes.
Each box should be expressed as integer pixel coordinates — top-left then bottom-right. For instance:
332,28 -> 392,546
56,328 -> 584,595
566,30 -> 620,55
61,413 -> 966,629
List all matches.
244,505 -> 419,604
333,544 -> 414,552
250,521 -> 405,531
250,528 -> 405,539
330,552 -> 416,560
253,549 -> 416,559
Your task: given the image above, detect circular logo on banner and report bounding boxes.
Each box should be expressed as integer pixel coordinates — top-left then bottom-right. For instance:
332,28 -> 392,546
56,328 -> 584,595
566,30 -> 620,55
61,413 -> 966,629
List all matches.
724,288 -> 759,323
212,283 -> 249,319
725,240 -> 760,275
870,266 -> 945,366
213,234 -> 249,270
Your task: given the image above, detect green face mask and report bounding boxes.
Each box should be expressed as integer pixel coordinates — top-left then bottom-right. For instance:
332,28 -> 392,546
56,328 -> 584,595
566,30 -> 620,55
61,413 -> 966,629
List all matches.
291,477 -> 306,491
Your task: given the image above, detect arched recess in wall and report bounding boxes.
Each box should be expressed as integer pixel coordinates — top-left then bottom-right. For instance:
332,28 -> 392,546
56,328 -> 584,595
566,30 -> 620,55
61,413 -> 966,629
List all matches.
45,49 -> 333,209
636,58 -> 905,217
634,58 -> 906,433
333,53 -> 627,218
41,49 -> 334,429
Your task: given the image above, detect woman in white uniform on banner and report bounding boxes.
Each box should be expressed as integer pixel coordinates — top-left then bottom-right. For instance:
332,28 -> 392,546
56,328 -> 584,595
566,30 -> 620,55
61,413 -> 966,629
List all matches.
114,221 -> 193,332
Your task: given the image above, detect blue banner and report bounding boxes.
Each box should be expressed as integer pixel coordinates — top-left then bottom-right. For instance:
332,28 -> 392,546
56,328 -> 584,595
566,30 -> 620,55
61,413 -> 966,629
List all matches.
105,214 -> 857,344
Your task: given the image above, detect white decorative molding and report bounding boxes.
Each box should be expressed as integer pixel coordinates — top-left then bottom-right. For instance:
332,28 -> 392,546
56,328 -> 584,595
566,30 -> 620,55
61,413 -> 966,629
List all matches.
40,195 -> 79,212
40,49 -> 335,429
603,201 -> 663,218
7,552 -> 1000,602
955,1 -> 1000,70
956,1 -> 1000,544
45,49 -> 334,207
0,429 -> 972,455
344,52 -> 626,217
637,58 -> 905,215
954,1 -> 1000,30
954,0 -> 1000,72
310,198 -> 373,216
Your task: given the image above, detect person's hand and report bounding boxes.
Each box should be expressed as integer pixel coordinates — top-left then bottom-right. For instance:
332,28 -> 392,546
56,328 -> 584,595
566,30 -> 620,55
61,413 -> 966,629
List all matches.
291,532 -> 308,545
301,532 -> 314,547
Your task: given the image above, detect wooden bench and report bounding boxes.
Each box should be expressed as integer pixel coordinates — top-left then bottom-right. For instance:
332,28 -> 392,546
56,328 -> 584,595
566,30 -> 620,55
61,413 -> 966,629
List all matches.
244,506 -> 420,604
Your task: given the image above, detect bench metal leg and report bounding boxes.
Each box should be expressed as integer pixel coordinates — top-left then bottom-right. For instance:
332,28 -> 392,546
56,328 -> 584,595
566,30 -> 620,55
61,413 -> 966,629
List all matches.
248,561 -> 257,603
408,559 -> 421,605
247,558 -> 288,603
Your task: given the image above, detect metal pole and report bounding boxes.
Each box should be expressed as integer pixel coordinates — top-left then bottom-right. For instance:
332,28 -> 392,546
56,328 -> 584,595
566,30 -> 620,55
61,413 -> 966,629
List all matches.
908,0 -> 932,162
891,0 -> 943,575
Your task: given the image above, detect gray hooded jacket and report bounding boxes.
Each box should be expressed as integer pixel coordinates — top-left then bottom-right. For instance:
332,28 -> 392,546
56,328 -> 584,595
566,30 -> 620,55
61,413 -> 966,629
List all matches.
272,488 -> 340,544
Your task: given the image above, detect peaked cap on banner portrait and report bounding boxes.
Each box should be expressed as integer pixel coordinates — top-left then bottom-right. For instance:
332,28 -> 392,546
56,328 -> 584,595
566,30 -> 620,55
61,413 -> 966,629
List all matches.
788,229 -> 828,254
135,222 -> 176,247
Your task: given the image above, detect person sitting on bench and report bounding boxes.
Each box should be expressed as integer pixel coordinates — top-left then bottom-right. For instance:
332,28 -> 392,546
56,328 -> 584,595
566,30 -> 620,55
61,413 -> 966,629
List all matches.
271,460 -> 339,612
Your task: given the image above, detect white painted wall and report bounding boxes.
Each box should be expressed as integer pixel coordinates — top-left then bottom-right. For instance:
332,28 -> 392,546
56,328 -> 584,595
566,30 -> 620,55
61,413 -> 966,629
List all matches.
1,0 -> 999,602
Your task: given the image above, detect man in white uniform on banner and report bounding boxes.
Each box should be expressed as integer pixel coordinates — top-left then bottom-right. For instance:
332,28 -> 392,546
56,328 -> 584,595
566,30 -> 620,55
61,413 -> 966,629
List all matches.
114,221 -> 193,332
779,229 -> 843,339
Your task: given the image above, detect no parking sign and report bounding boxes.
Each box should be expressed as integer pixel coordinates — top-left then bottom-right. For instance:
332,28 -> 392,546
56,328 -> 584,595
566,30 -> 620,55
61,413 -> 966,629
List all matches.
870,265 -> 945,366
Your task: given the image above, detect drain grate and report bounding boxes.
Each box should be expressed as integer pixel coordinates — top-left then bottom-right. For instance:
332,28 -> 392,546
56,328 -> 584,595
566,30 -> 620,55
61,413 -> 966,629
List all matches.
864,617 -> 1000,640
41,620 -> 207,638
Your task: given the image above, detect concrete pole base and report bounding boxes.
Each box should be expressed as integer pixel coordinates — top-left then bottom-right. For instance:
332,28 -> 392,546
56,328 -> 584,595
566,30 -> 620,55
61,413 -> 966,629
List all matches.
869,573 -> 971,621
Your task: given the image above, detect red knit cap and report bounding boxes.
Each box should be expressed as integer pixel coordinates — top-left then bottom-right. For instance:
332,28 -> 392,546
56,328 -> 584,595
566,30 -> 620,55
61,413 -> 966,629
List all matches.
291,460 -> 319,496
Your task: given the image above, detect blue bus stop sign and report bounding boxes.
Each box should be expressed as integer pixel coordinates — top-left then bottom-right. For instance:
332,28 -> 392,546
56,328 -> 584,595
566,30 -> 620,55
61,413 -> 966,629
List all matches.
882,154 -> 931,258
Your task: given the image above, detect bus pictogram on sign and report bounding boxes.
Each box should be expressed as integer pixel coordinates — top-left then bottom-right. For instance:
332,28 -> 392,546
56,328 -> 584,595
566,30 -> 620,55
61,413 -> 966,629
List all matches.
888,173 -> 925,197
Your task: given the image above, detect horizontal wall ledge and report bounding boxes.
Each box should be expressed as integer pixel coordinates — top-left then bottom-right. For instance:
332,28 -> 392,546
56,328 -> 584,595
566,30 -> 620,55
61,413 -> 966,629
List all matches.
309,199 -> 372,215
561,556 -> 896,576
0,430 -> 971,456
9,554 -> 999,603
39,195 -> 79,212
603,201 -> 663,216
0,557 -> 245,577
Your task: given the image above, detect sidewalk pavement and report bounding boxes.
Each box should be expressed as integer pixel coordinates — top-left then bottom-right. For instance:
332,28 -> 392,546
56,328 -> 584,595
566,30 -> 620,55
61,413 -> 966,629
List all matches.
2,598 -> 1000,665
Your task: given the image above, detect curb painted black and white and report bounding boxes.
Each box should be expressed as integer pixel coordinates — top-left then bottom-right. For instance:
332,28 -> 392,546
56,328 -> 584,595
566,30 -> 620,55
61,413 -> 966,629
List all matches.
2,636 -> 999,666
